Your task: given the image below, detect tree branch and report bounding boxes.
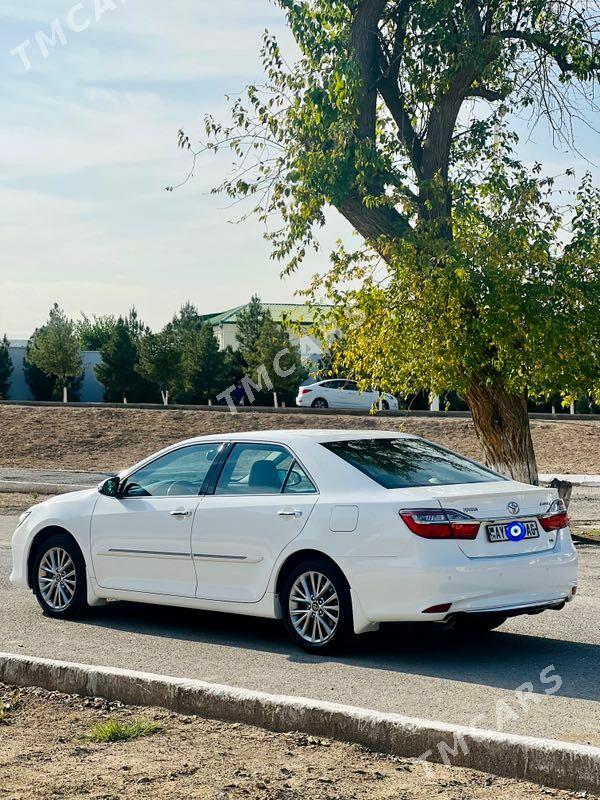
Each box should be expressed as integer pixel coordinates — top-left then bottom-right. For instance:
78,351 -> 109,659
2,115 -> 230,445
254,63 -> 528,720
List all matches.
498,29 -> 580,73
377,44 -> 424,174
466,86 -> 506,101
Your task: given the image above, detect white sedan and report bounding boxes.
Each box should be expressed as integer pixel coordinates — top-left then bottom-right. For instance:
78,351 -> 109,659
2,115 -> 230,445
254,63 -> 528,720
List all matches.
11,430 -> 577,653
296,379 -> 399,411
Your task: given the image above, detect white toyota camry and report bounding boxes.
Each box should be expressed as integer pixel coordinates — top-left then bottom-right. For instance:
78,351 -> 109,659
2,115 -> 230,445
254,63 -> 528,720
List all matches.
11,430 -> 578,653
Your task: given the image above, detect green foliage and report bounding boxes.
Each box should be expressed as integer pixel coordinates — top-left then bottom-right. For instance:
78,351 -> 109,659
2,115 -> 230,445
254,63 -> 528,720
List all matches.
136,331 -> 182,404
23,334 -> 55,401
95,311 -> 157,403
76,314 -> 117,350
323,162 -> 600,405
191,0 -> 600,473
95,318 -> 140,402
87,718 -> 161,743
248,313 -> 307,400
0,335 -> 13,399
179,321 -> 228,403
235,295 -> 267,360
27,305 -> 83,398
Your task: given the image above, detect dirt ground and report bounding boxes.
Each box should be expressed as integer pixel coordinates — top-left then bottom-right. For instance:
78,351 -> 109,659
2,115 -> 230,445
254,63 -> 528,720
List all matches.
0,493 -> 45,514
0,405 -> 598,474
0,684 -> 594,800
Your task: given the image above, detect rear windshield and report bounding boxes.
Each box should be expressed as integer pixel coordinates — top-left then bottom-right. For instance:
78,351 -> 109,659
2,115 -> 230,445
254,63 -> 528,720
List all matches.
321,438 -> 505,489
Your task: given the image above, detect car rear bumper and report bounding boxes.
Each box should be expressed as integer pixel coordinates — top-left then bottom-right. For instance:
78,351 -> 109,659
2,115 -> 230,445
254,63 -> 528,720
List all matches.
341,530 -> 578,624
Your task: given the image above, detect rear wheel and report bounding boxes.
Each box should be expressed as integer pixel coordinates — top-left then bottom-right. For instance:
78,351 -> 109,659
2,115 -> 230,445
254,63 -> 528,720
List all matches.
32,533 -> 88,619
447,613 -> 507,635
281,558 -> 353,654
311,398 -> 328,409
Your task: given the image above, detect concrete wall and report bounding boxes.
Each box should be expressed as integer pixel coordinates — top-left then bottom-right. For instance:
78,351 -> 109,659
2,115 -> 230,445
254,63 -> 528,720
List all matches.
6,345 -> 104,402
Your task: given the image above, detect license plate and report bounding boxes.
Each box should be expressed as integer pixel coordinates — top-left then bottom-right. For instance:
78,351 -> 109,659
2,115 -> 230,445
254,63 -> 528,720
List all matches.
486,520 -> 540,543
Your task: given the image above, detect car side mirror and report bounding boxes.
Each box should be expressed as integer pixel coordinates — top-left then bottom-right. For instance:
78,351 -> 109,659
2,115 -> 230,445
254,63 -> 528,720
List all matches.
98,476 -> 121,497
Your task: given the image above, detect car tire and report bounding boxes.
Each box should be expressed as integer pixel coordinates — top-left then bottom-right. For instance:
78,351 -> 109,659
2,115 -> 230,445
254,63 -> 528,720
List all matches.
380,399 -> 390,411
281,558 -> 353,654
311,398 -> 328,409
446,613 -> 507,635
32,533 -> 88,619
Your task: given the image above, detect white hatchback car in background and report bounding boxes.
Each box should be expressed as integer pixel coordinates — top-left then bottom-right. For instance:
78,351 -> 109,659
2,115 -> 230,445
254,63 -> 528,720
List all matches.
11,430 -> 577,653
296,379 -> 399,411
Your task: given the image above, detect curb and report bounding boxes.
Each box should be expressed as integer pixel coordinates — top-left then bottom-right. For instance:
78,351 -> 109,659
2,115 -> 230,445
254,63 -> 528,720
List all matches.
0,481 -> 88,496
1,652 -> 598,792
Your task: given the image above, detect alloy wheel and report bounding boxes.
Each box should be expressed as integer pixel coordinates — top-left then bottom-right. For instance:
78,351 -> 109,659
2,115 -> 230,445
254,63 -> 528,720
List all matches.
288,570 -> 340,644
38,547 -> 77,612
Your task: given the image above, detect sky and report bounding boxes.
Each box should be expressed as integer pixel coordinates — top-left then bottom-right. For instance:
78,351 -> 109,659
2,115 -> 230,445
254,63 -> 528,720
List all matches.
1,0 -> 598,339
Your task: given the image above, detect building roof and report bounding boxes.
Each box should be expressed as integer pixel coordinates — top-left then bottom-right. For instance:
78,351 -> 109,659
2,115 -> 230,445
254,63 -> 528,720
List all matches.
202,302 -> 332,327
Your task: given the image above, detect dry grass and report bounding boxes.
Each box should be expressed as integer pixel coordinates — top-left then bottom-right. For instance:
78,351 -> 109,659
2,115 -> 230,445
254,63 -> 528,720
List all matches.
1,683 -> 596,800
0,492 -> 45,514
0,405 -> 599,474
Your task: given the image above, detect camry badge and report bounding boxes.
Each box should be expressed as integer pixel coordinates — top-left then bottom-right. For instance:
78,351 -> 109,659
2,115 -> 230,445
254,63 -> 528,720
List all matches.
507,501 -> 520,515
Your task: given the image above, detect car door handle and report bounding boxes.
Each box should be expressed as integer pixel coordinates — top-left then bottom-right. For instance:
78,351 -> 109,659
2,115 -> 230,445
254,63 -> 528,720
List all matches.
278,510 -> 303,518
170,510 -> 192,518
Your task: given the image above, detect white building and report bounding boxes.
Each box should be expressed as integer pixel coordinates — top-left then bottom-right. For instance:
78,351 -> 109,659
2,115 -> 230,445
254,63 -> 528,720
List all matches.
201,302 -> 330,363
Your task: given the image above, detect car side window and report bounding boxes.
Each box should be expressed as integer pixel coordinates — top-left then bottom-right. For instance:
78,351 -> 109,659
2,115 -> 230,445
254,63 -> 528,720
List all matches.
213,443 -> 316,496
342,381 -> 358,391
123,443 -> 223,498
321,380 -> 341,389
283,461 -> 318,494
215,443 -> 293,495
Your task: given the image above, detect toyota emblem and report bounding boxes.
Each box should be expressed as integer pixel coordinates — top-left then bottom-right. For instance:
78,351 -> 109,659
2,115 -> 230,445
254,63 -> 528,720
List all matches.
507,501 -> 520,515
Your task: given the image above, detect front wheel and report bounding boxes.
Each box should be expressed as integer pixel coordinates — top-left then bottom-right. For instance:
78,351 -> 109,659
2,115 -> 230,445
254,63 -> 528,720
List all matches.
446,613 -> 507,635
380,399 -> 390,411
281,559 -> 353,654
32,533 -> 88,619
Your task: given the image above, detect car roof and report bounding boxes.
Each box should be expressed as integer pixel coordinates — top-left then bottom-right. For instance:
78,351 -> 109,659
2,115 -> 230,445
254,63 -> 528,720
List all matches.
179,429 -> 415,446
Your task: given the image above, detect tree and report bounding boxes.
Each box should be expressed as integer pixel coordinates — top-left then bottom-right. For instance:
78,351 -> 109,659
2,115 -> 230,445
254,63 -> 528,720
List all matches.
192,1 -> 600,482
136,332 -> 182,405
76,313 -> 117,350
166,301 -> 204,336
23,333 -> 55,401
0,335 -> 13,399
27,305 -> 83,403
235,295 -> 267,362
247,313 -> 307,404
179,321 -> 228,404
95,318 -> 139,403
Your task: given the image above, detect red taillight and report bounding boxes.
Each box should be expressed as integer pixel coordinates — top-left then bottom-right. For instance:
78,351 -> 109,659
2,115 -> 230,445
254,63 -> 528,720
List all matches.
539,499 -> 569,532
399,508 -> 480,540
299,388 -> 312,395
539,511 -> 569,532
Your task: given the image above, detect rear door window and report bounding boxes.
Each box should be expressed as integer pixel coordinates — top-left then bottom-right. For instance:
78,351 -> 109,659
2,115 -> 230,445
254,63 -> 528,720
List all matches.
215,443 -> 293,495
321,438 -> 505,488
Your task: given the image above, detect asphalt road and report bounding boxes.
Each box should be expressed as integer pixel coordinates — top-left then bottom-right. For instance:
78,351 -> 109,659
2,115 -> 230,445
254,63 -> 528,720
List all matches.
1,515 -> 598,746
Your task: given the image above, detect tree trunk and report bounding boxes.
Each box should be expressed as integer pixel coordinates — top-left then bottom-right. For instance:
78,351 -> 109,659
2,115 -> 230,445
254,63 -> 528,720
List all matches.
465,378 -> 538,485
62,385 -> 68,404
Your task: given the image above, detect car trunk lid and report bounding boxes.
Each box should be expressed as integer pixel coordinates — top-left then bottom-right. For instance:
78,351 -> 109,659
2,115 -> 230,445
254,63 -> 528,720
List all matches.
426,481 -> 560,557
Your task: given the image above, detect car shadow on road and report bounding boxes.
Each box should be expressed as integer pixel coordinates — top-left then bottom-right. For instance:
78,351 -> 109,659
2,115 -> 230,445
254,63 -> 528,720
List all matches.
81,601 -> 600,704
